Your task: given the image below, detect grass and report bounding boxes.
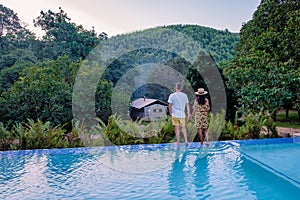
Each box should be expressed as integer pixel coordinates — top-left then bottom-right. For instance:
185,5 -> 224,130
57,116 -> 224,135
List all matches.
276,110 -> 300,129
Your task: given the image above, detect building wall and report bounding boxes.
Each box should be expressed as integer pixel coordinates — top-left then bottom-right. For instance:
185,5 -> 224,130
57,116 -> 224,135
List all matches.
144,104 -> 167,121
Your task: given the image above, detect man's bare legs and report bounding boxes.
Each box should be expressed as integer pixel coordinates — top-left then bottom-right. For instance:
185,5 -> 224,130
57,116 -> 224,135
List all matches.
175,126 -> 180,145
175,126 -> 189,145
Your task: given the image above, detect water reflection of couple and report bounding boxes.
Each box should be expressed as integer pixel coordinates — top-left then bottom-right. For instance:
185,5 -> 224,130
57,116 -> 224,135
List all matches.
168,149 -> 210,199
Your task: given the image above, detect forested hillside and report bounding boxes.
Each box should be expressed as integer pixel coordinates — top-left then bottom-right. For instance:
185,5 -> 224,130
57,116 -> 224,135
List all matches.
1,1 -> 299,150
104,24 -> 239,64
0,4 -> 239,128
98,24 -> 239,120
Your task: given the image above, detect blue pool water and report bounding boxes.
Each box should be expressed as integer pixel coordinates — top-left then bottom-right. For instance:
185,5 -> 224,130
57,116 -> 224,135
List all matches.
1,138 -> 300,199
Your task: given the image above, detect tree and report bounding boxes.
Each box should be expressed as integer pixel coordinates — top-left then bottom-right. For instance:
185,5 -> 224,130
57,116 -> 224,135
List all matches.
0,59 -> 35,93
225,0 -> 300,120
33,7 -> 107,60
0,48 -> 37,71
0,65 -> 72,126
0,4 -> 22,40
0,4 -> 37,70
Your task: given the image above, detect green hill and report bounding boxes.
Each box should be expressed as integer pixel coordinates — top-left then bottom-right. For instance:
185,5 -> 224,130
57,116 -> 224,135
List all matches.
99,24 -> 239,120
104,24 -> 239,65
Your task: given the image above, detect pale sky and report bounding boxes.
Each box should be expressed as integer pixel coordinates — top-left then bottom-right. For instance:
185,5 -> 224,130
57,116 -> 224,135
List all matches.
0,0 -> 261,37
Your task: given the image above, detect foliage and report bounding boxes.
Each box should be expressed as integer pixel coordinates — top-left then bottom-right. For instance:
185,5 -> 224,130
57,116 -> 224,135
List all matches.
0,49 -> 37,72
275,110 -> 300,128
102,115 -> 177,145
0,4 -> 23,39
95,78 -> 114,124
2,3 -> 298,150
14,119 -> 68,150
33,7 -> 107,60
16,120 -> 55,149
0,122 -> 16,150
220,112 -> 278,140
0,4 -> 37,70
0,60 -> 34,93
103,24 -> 238,93
207,109 -> 226,141
0,65 -> 72,126
71,59 -> 113,125
0,4 -> 106,73
104,115 -> 138,145
0,119 -> 83,151
107,24 -> 239,64
156,116 -> 176,143
1,4 -> 239,131
225,0 -> 300,119
71,120 -> 103,147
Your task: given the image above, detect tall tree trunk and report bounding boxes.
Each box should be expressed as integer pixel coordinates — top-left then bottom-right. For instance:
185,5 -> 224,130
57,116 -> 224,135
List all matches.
272,111 -> 277,122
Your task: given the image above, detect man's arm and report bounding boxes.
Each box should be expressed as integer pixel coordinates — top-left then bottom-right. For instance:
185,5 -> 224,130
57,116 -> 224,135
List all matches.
186,103 -> 191,119
168,103 -> 172,116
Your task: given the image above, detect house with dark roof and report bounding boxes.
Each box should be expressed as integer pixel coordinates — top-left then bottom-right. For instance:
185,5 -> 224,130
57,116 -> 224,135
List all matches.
130,97 -> 168,121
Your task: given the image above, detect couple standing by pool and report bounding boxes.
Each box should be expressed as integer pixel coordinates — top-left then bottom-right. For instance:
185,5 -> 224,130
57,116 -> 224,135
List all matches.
168,82 -> 210,145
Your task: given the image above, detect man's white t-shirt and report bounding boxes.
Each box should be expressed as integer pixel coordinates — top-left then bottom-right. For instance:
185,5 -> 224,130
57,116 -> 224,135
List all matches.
168,92 -> 189,118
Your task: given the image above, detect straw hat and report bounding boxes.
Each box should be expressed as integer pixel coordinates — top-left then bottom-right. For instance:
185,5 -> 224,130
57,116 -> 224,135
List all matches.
195,88 -> 208,95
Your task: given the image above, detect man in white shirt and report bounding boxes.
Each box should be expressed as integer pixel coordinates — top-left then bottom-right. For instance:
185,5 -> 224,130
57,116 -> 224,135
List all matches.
168,82 -> 191,145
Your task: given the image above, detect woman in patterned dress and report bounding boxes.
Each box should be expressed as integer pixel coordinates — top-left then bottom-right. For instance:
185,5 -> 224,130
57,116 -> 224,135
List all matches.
190,88 -> 210,145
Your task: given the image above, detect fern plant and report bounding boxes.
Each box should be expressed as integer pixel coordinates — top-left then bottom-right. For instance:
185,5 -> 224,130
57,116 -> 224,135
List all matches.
0,122 -> 16,150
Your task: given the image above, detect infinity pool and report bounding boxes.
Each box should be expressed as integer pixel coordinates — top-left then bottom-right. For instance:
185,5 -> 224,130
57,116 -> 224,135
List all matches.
1,138 -> 300,199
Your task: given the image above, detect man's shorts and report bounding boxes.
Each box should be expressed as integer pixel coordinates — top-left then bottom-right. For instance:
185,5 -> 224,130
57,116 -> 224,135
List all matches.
171,117 -> 186,127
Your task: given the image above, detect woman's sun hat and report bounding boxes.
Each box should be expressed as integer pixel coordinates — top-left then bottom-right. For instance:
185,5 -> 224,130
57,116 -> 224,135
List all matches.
195,88 -> 208,95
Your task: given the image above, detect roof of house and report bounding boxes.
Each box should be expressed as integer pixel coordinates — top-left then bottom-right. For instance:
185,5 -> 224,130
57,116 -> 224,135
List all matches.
130,98 -> 168,109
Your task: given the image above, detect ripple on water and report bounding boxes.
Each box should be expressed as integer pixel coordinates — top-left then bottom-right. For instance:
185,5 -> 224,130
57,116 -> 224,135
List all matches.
1,142 -> 300,199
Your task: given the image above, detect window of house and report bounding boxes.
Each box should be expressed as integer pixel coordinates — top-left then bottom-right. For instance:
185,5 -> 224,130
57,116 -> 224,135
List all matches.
146,110 -> 150,116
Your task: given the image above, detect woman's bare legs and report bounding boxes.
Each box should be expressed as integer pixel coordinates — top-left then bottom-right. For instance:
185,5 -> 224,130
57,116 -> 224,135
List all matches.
198,128 -> 203,145
204,129 -> 209,145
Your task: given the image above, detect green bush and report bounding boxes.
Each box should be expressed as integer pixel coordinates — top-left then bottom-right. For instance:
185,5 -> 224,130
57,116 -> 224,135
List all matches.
72,119 -> 105,147
156,116 -> 175,143
104,115 -> 139,145
0,111 -> 281,151
0,122 -> 16,150
103,115 -> 176,145
208,110 -> 226,141
14,119 -> 69,149
220,112 -> 278,140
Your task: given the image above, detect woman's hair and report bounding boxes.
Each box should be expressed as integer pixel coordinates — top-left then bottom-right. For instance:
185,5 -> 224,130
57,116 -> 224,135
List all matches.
196,95 -> 205,105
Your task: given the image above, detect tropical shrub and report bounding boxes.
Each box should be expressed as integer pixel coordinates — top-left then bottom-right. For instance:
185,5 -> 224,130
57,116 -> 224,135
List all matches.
155,116 -> 176,143
0,122 -> 16,150
103,115 -> 177,145
208,110 -> 226,141
14,119 -> 69,150
72,119 -> 105,147
220,112 -> 278,140
104,115 -> 139,145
